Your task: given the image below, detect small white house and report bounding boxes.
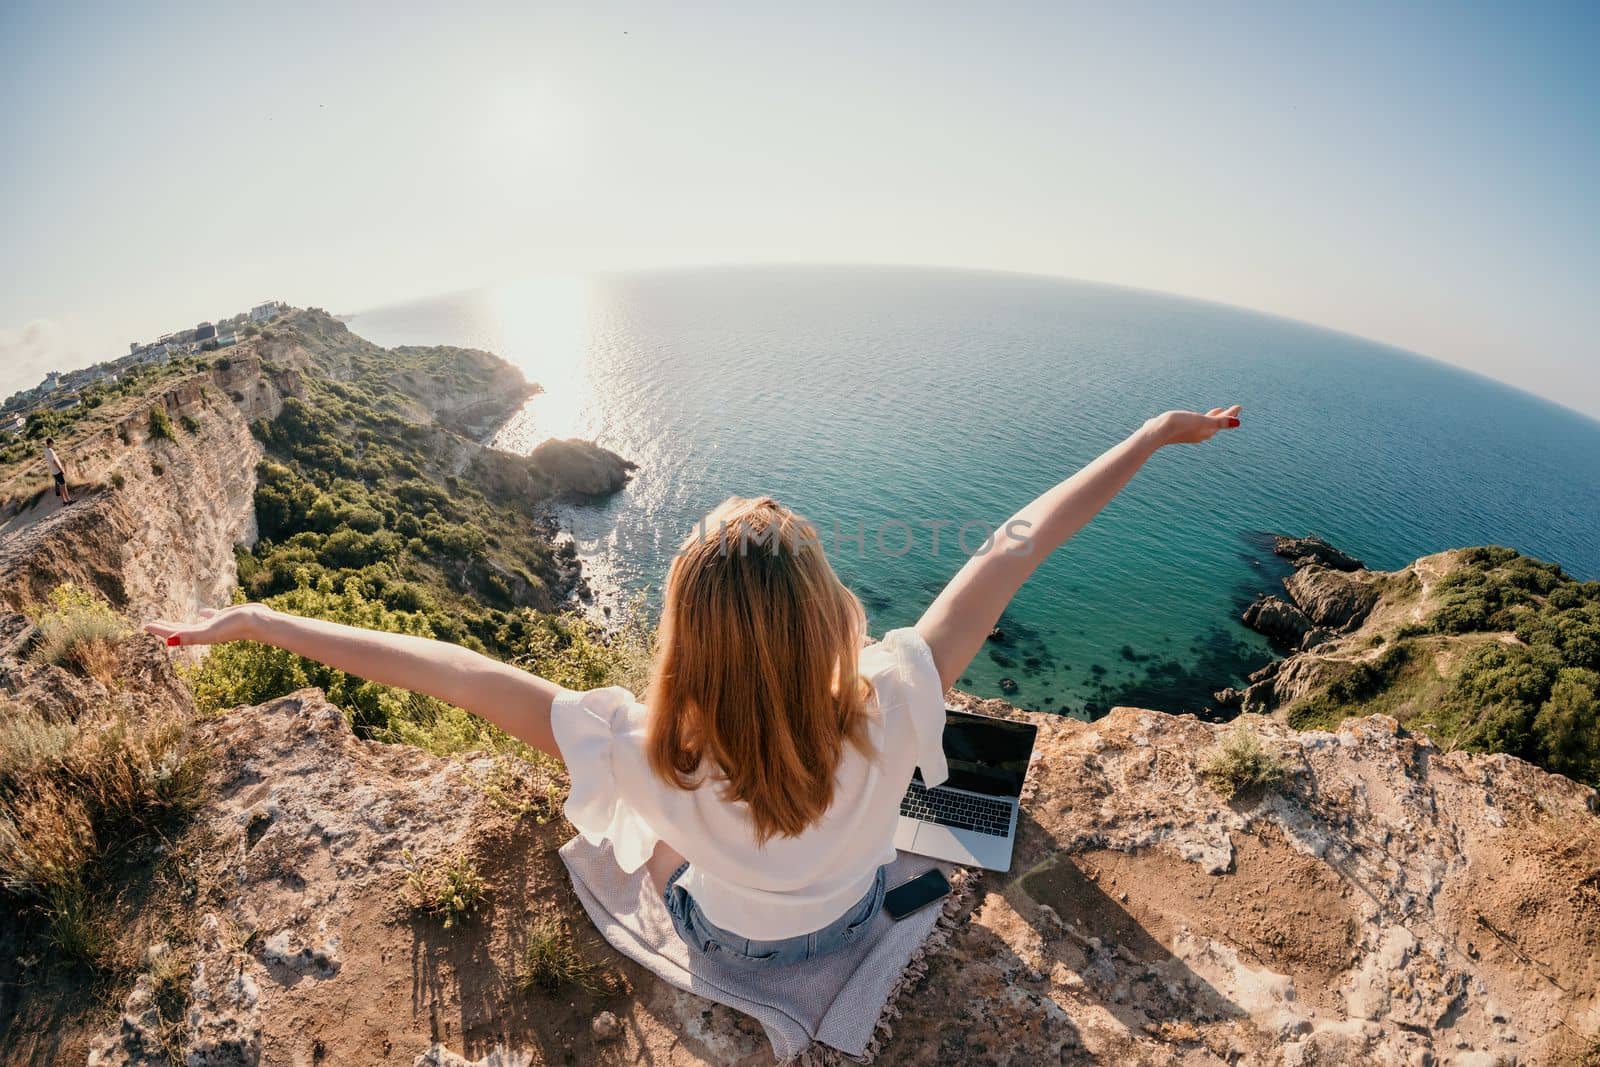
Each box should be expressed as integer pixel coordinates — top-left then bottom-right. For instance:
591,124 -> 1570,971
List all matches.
249,302 -> 280,322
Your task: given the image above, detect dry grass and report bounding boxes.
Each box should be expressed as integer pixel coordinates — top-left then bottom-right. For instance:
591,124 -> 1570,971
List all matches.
0,704 -> 76,781
1201,723 -> 1288,800
30,583 -> 131,685
0,687 -> 208,963
145,941 -> 197,1061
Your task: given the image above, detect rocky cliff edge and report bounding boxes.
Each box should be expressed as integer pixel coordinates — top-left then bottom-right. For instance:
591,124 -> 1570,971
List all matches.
0,630 -> 1587,1066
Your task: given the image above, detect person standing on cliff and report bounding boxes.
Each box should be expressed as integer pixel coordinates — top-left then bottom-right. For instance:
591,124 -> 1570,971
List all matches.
43,438 -> 73,505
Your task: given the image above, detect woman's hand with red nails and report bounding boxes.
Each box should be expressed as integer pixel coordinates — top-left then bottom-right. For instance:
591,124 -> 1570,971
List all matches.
1144,405 -> 1243,447
144,604 -> 270,648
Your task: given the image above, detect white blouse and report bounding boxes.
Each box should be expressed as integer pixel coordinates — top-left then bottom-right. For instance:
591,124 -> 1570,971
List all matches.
550,627 -> 949,940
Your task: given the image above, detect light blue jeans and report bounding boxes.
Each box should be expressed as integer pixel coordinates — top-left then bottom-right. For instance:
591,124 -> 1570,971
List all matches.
662,863 -> 888,966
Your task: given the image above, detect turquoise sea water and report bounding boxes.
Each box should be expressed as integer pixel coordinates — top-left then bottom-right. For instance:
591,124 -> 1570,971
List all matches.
347,266 -> 1600,718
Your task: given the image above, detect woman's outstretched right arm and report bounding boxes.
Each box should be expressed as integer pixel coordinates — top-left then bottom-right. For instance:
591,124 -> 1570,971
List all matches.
915,406 -> 1241,691
144,606 -> 564,757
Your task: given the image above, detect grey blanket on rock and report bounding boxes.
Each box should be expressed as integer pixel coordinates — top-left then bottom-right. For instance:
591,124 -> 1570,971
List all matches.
560,837 -> 972,1063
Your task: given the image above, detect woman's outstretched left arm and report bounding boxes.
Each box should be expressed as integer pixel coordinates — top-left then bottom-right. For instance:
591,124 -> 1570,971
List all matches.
143,606 -> 563,757
916,405 -> 1242,691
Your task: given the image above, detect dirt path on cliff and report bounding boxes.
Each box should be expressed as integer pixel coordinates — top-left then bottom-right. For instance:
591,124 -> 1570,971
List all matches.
0,488 -> 127,609
0,488 -> 71,542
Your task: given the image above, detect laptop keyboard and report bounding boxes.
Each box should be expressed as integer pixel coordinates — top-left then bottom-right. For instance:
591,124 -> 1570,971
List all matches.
900,780 -> 1013,837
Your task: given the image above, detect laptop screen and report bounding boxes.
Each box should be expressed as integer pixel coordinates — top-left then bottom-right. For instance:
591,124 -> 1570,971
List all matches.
913,709 -> 1037,797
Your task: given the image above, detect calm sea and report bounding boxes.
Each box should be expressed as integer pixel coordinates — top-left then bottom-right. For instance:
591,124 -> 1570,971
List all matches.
347,265 -> 1600,717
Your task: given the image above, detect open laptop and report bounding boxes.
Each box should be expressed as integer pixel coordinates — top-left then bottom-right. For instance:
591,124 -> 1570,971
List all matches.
894,707 -> 1038,871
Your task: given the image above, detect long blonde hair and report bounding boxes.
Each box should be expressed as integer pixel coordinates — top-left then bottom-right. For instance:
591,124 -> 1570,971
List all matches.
646,496 -> 875,843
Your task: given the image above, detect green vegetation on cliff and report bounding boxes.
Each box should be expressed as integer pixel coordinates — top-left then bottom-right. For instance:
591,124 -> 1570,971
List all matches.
187,312 -> 647,755
1288,547 -> 1600,786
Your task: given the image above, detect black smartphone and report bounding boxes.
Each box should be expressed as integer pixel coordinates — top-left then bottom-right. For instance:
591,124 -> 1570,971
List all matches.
884,868 -> 951,921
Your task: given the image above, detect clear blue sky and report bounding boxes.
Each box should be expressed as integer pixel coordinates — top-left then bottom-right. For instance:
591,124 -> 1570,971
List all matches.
2,2 -> 1596,415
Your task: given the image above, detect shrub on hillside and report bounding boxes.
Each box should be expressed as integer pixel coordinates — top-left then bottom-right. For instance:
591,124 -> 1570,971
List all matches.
148,406 -> 175,441
1379,549 -> 1600,786
186,579 -> 435,734
1201,724 -> 1287,799
1532,667 -> 1600,785
32,583 -> 131,683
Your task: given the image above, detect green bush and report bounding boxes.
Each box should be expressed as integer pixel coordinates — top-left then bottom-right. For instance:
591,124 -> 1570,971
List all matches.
1532,667 -> 1600,785
31,583 -> 131,682
147,406 -> 175,441
188,577 -> 649,756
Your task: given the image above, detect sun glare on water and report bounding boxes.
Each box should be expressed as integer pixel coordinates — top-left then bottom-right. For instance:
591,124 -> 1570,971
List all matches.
487,276 -> 597,451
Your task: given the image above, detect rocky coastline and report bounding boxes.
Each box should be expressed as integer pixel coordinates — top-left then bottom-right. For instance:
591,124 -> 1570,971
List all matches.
1222,534 -> 1434,718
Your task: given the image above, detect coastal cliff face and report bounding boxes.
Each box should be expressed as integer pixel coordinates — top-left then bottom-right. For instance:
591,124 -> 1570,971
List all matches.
0,355 -> 290,619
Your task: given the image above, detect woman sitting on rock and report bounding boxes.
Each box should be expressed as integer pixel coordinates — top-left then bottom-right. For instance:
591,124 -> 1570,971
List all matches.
146,406 -> 1240,964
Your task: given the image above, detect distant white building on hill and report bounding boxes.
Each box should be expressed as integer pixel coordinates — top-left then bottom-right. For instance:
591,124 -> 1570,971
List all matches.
249,301 -> 281,322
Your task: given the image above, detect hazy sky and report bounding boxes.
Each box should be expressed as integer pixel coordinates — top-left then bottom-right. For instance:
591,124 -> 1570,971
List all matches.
3,2 -> 1596,415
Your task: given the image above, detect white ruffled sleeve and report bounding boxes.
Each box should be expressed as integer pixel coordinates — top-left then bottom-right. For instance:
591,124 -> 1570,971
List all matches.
860,627 -> 949,787
550,686 -> 661,873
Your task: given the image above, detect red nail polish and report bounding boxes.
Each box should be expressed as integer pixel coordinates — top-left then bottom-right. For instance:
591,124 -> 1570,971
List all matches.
1226,417 -> 1241,427
166,635 -> 181,647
